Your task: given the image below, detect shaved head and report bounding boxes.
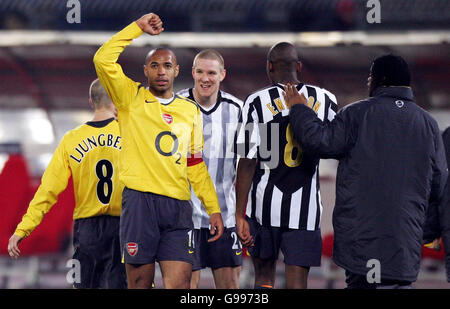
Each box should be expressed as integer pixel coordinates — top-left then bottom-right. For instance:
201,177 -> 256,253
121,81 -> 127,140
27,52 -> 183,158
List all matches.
266,42 -> 301,84
267,42 -> 299,72
89,78 -> 111,109
143,47 -> 180,98
145,47 -> 178,65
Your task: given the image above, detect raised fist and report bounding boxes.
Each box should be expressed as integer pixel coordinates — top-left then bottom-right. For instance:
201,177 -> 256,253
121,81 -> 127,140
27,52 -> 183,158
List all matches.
136,13 -> 164,35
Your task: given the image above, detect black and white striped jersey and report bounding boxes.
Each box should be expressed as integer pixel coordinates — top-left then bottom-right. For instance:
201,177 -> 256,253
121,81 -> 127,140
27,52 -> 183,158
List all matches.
236,83 -> 337,230
178,88 -> 243,229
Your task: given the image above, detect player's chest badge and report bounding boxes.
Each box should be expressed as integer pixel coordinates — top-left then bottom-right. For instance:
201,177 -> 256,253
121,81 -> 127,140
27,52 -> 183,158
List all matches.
162,113 -> 173,124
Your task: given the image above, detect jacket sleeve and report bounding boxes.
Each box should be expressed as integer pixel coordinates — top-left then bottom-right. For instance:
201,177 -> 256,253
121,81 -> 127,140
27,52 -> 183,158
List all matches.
289,103 -> 355,159
14,137 -> 72,238
429,128 -> 448,207
439,128 -> 450,281
423,126 -> 449,281
93,22 -> 147,110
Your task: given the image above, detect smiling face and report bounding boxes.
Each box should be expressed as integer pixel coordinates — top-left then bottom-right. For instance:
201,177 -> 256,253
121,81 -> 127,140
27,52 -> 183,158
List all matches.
192,58 -> 226,103
144,49 -> 179,98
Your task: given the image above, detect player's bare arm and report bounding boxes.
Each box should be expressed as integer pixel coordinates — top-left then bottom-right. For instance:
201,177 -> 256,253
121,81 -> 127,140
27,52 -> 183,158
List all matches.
136,13 -> 164,35
7,234 -> 23,259
235,158 -> 257,247
283,83 -> 307,109
208,213 -> 224,243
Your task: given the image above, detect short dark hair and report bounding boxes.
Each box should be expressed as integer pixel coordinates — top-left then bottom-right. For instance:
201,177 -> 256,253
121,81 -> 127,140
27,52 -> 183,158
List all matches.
145,47 -> 177,65
370,54 -> 411,87
267,42 -> 299,73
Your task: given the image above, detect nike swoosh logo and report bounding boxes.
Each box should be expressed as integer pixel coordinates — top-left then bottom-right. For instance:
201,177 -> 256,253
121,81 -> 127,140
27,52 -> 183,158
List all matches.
236,251 -> 242,256
188,250 -> 194,254
145,100 -> 157,103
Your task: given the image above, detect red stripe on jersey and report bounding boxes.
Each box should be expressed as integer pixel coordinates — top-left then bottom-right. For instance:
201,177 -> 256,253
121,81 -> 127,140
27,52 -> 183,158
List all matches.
187,153 -> 203,166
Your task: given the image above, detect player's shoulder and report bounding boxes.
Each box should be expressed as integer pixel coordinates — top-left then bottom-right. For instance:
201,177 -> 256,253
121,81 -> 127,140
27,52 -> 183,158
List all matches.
243,84 -> 279,106
302,83 -> 337,102
66,119 -> 119,136
220,90 -> 244,109
177,88 -> 192,100
57,124 -> 86,147
175,92 -> 199,110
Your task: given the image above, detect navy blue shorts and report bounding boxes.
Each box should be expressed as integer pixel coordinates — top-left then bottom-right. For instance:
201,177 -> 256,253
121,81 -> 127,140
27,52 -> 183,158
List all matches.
120,187 -> 194,265
246,216 -> 322,267
192,227 -> 243,271
72,215 -> 127,289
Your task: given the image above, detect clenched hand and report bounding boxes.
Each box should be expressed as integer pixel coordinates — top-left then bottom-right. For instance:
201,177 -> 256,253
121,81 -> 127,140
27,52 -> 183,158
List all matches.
136,13 -> 164,36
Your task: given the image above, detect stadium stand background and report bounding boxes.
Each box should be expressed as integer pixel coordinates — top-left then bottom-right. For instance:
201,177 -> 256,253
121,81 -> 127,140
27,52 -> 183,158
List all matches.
0,0 -> 449,288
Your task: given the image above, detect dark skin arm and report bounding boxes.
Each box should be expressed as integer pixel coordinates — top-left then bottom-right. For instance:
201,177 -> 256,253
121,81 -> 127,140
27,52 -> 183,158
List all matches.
135,13 -> 164,35
235,158 -> 257,247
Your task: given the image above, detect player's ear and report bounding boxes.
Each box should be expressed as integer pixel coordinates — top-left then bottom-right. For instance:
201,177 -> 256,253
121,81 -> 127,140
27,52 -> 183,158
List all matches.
267,60 -> 273,72
219,68 -> 226,82
297,61 -> 302,74
143,64 -> 148,78
174,64 -> 180,77
89,98 -> 94,110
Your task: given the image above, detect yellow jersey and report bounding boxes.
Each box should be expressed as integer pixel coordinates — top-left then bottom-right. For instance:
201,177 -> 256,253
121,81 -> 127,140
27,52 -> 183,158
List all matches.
94,22 -> 220,215
14,118 -> 123,238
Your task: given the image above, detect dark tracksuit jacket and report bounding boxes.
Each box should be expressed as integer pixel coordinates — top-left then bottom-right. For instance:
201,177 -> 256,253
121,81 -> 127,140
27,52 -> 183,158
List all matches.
424,127 -> 450,282
289,86 -> 448,282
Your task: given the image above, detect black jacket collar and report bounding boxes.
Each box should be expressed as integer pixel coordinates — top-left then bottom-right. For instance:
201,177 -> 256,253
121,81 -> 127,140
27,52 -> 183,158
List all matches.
372,86 -> 414,101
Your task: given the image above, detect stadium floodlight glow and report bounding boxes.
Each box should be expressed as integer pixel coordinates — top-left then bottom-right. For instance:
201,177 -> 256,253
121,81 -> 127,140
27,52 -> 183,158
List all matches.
0,154 -> 7,174
28,118 -> 55,145
0,31 -> 449,48
37,153 -> 53,170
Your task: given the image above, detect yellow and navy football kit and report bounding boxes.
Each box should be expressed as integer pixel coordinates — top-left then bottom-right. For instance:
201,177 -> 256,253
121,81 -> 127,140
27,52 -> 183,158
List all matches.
94,22 -> 220,264
94,21 -> 220,214
14,118 -> 126,288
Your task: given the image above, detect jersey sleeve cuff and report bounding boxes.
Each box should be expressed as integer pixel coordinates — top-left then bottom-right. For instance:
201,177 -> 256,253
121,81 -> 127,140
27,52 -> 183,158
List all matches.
14,230 -> 27,238
207,209 -> 221,216
128,22 -> 144,38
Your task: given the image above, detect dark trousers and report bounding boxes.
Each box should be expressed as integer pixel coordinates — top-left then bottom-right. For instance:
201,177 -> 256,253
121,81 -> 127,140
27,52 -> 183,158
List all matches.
345,270 -> 412,289
73,215 -> 127,289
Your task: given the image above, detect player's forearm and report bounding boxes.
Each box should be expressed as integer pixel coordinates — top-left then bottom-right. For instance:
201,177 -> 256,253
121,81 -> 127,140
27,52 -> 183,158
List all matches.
235,158 -> 257,219
93,22 -> 142,69
14,187 -> 60,238
15,150 -> 70,238
93,22 -> 143,107
187,161 -> 221,215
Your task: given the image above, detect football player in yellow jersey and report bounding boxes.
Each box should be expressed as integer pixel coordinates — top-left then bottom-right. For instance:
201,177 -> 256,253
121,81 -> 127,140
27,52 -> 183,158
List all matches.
93,13 -> 224,289
7,79 -> 127,288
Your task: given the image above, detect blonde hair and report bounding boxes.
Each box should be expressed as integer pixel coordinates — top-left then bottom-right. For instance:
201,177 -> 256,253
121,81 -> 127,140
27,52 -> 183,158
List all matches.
89,78 -> 111,109
193,49 -> 225,71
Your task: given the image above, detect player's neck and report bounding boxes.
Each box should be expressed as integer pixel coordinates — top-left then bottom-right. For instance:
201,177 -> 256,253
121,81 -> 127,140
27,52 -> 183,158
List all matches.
91,109 -> 116,122
192,88 -> 218,109
272,73 -> 299,85
149,88 -> 174,99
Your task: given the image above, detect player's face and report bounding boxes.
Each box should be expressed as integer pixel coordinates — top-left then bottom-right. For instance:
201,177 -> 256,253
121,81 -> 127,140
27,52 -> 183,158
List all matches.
144,50 -> 179,97
192,58 -> 226,99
